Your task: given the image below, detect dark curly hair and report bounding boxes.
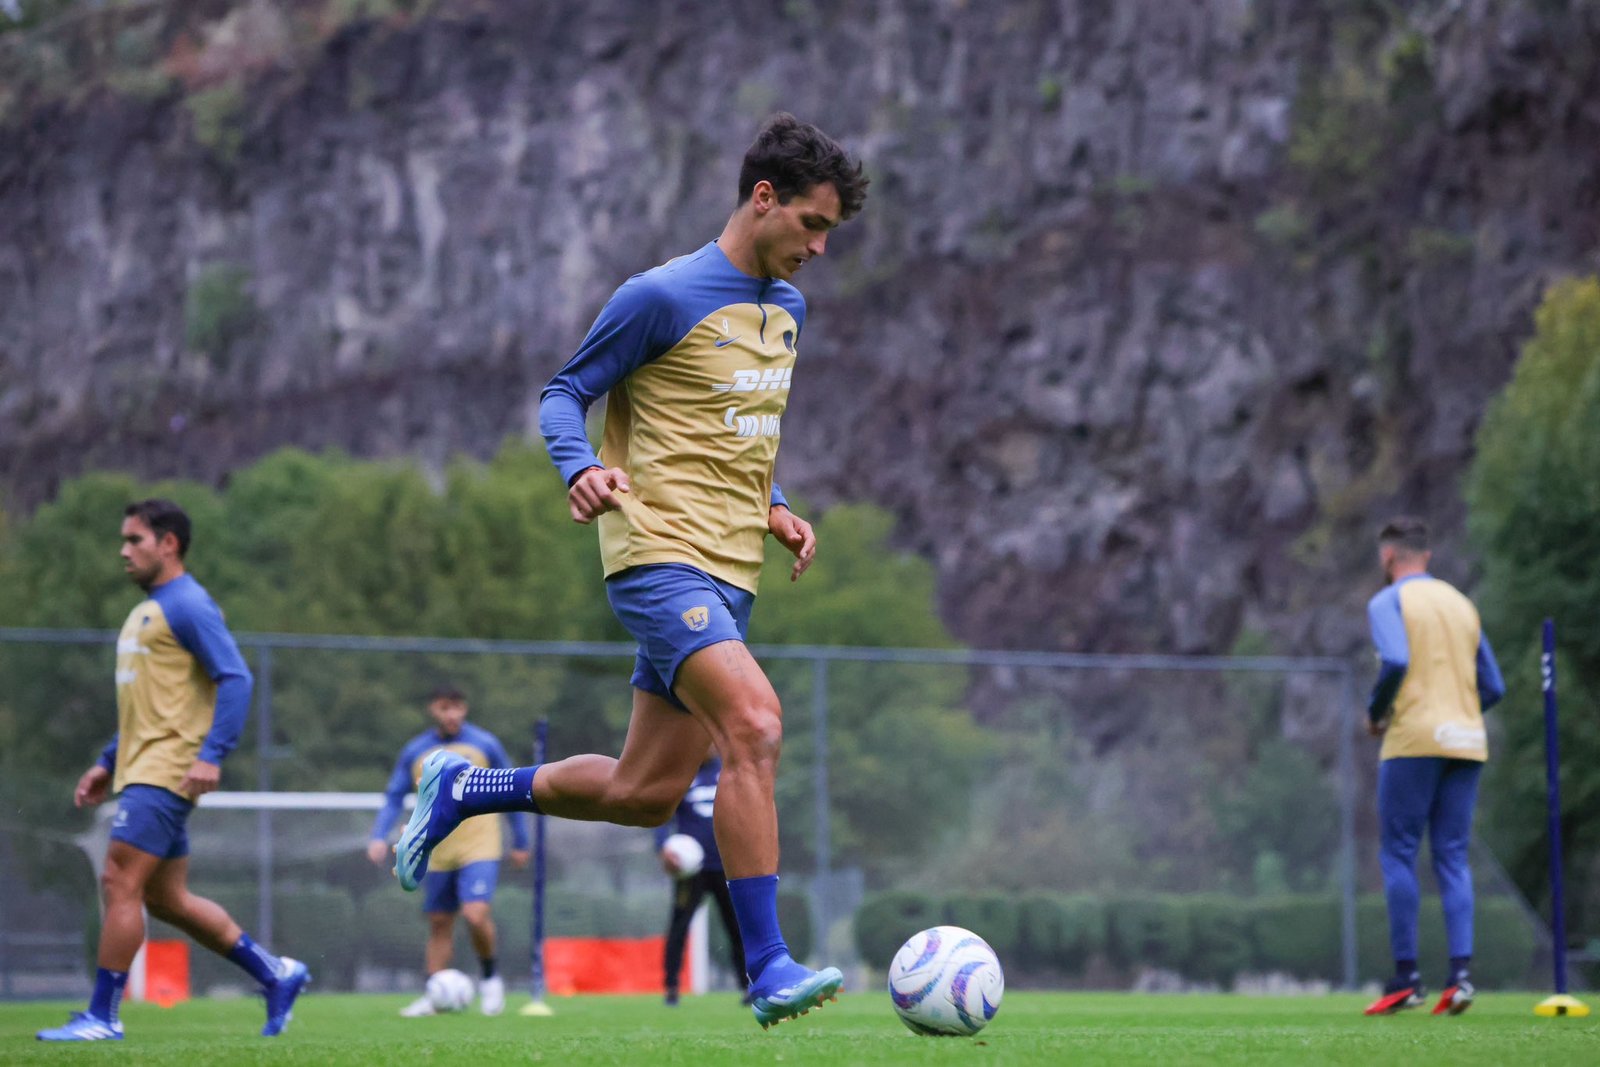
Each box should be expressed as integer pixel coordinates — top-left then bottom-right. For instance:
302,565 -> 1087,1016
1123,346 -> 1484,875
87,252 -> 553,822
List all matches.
737,113 -> 869,220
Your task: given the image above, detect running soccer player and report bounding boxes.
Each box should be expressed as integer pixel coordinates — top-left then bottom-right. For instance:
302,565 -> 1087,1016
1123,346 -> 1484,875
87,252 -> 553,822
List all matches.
38,500 -> 310,1042
367,686 -> 530,1017
390,113 -> 867,1030
1361,517 -> 1505,1017
656,754 -> 746,1006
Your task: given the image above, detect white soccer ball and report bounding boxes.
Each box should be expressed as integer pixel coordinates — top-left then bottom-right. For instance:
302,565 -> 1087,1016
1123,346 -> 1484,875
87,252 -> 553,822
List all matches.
425,968 -> 475,1013
887,925 -> 1005,1036
662,833 -> 705,879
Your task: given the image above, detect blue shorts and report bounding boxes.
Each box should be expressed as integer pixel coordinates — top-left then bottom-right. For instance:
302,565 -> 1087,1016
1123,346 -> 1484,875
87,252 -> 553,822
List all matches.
605,564 -> 755,711
421,860 -> 500,914
110,784 -> 194,861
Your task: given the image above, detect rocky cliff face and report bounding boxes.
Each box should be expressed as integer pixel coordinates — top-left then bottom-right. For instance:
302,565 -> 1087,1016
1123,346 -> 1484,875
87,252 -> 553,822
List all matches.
2,0 -> 1597,658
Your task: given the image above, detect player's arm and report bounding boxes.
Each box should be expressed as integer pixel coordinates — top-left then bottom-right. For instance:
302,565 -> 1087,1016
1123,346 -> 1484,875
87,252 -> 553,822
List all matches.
485,734 -> 532,867
74,736 -> 118,808
168,595 -> 254,799
368,748 -> 415,865
1366,589 -> 1409,734
538,277 -> 682,522
1476,631 -> 1506,710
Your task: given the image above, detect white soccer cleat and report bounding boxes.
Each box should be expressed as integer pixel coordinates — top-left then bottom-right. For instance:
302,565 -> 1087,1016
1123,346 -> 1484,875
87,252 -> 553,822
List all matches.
479,976 -> 505,1016
399,995 -> 437,1018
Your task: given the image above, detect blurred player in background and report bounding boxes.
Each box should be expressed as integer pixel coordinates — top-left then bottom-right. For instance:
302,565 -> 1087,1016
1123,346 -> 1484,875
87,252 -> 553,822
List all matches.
38,500 -> 310,1042
368,686 -> 530,1016
656,753 -> 747,1006
389,113 -> 868,1030
1362,517 -> 1505,1017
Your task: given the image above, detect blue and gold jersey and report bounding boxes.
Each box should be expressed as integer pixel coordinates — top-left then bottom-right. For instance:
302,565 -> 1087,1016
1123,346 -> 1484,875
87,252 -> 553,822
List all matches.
1367,574 -> 1505,762
102,574 -> 253,798
371,723 -> 530,871
539,241 -> 802,594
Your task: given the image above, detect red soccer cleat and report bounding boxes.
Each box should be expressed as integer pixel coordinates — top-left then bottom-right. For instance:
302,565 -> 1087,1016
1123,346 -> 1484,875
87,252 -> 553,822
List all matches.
1364,977 -> 1425,1015
1431,979 -> 1475,1016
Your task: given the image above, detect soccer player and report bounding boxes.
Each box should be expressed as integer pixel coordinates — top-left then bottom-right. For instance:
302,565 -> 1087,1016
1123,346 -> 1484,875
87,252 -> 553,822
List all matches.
38,500 -> 310,1042
390,113 -> 867,1030
367,686 -> 530,1017
1361,517 -> 1505,1017
656,753 -> 747,1006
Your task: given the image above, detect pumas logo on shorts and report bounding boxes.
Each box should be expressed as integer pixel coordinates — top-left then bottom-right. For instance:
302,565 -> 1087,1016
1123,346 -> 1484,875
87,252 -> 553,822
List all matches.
681,606 -> 710,632
113,808 -> 129,827
471,880 -> 488,896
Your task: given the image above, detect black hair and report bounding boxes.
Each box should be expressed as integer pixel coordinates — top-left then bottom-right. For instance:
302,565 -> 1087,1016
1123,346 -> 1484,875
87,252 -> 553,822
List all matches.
737,113 -> 869,220
124,499 -> 191,558
428,685 -> 467,705
1378,516 -> 1429,554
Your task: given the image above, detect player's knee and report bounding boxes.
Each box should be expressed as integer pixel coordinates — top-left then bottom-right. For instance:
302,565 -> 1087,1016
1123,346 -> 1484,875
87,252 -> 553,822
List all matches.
720,704 -> 783,767
100,863 -> 143,904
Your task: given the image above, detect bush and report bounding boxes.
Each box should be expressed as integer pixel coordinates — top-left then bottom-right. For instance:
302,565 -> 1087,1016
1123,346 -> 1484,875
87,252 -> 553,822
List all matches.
1251,895 -> 1341,979
1186,895 -> 1255,984
1016,893 -> 1105,973
1107,895 -> 1191,971
943,893 -> 1020,959
853,891 -> 941,968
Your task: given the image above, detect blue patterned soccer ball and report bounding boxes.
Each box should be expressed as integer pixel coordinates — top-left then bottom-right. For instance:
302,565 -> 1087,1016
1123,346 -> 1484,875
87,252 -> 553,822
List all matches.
887,925 -> 1004,1036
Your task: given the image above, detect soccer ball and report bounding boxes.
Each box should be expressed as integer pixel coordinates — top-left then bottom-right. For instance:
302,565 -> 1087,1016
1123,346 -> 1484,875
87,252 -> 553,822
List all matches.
887,926 -> 1004,1036
661,833 -> 705,879
425,968 -> 475,1013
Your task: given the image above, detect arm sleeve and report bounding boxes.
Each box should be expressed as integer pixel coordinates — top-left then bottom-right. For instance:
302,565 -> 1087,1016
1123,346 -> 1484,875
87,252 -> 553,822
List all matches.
1366,589 -> 1410,723
770,484 -> 788,509
1477,632 -> 1506,711
166,595 -> 254,764
539,277 -> 684,486
370,752 -> 414,842
97,735 -> 118,773
485,734 -> 531,851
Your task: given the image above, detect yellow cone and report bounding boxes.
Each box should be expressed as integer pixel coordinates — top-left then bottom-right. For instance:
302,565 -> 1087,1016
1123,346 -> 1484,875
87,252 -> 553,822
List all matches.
519,998 -> 555,1017
1534,994 -> 1590,1017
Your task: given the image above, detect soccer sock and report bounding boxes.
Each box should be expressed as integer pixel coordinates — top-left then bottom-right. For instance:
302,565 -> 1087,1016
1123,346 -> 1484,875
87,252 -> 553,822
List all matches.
1449,955 -> 1471,984
480,957 -> 497,980
228,932 -> 284,987
453,766 -> 541,817
1395,958 -> 1419,983
89,967 -> 129,1023
726,874 -> 790,982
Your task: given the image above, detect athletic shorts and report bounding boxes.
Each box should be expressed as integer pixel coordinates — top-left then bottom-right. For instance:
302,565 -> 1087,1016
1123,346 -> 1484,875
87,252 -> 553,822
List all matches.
605,564 -> 755,711
422,859 -> 500,914
110,784 -> 194,861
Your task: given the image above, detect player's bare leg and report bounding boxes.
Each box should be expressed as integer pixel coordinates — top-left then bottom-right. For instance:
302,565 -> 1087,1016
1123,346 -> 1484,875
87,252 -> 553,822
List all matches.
532,692 -> 710,824
673,640 -> 842,1028
424,912 -> 455,974
98,842 -> 163,970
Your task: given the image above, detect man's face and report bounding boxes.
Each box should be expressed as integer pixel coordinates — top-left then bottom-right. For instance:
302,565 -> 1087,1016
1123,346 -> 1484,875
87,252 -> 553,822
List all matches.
752,180 -> 843,281
428,698 -> 467,736
120,517 -> 170,590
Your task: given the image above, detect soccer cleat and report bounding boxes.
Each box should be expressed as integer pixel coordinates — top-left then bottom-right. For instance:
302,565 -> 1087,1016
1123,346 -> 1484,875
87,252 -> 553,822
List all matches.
664,989 -> 679,1007
479,975 -> 505,1016
399,995 -> 437,1018
395,750 -> 469,891
746,957 -> 844,1030
1432,977 -> 1475,1016
262,957 -> 311,1036
1364,974 -> 1425,1016
36,1011 -> 124,1041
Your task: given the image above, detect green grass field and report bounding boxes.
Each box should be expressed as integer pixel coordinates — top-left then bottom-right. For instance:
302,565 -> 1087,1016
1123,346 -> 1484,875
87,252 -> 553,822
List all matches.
3,991 -> 1596,1066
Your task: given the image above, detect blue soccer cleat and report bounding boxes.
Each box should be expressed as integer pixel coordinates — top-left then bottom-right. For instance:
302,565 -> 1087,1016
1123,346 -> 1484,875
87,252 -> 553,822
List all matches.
746,956 -> 844,1030
36,1011 -> 124,1042
395,750 -> 468,891
262,957 -> 312,1036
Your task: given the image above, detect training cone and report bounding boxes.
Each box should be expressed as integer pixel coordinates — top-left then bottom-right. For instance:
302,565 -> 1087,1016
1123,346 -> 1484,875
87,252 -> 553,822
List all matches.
1534,994 -> 1590,1018
519,998 -> 555,1017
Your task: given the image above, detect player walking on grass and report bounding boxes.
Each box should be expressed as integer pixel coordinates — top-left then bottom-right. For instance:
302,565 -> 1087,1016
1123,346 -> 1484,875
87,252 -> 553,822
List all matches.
38,500 -> 310,1043
391,113 -> 867,1030
367,686 -> 530,1017
1362,517 -> 1505,1017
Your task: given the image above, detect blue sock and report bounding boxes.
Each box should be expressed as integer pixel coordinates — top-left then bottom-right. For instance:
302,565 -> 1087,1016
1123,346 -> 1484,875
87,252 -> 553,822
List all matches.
455,765 -> 541,817
726,874 -> 791,982
228,932 -> 283,987
89,967 -> 128,1023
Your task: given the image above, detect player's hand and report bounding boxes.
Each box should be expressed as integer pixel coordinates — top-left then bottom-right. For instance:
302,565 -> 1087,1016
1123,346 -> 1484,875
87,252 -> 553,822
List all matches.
509,848 -> 532,870
660,847 -> 683,876
177,759 -> 222,800
366,839 -> 390,866
567,466 -> 631,524
768,505 -> 816,582
1366,715 -> 1390,739
74,765 -> 112,809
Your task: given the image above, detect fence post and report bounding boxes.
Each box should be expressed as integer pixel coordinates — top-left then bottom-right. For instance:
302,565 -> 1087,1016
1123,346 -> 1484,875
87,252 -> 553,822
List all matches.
1337,664 -> 1359,990
255,645 -> 274,946
812,656 -> 830,965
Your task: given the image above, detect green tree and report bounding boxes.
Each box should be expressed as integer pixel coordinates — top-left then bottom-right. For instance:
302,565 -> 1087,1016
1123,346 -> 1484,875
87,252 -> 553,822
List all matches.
1467,276 -> 1600,943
